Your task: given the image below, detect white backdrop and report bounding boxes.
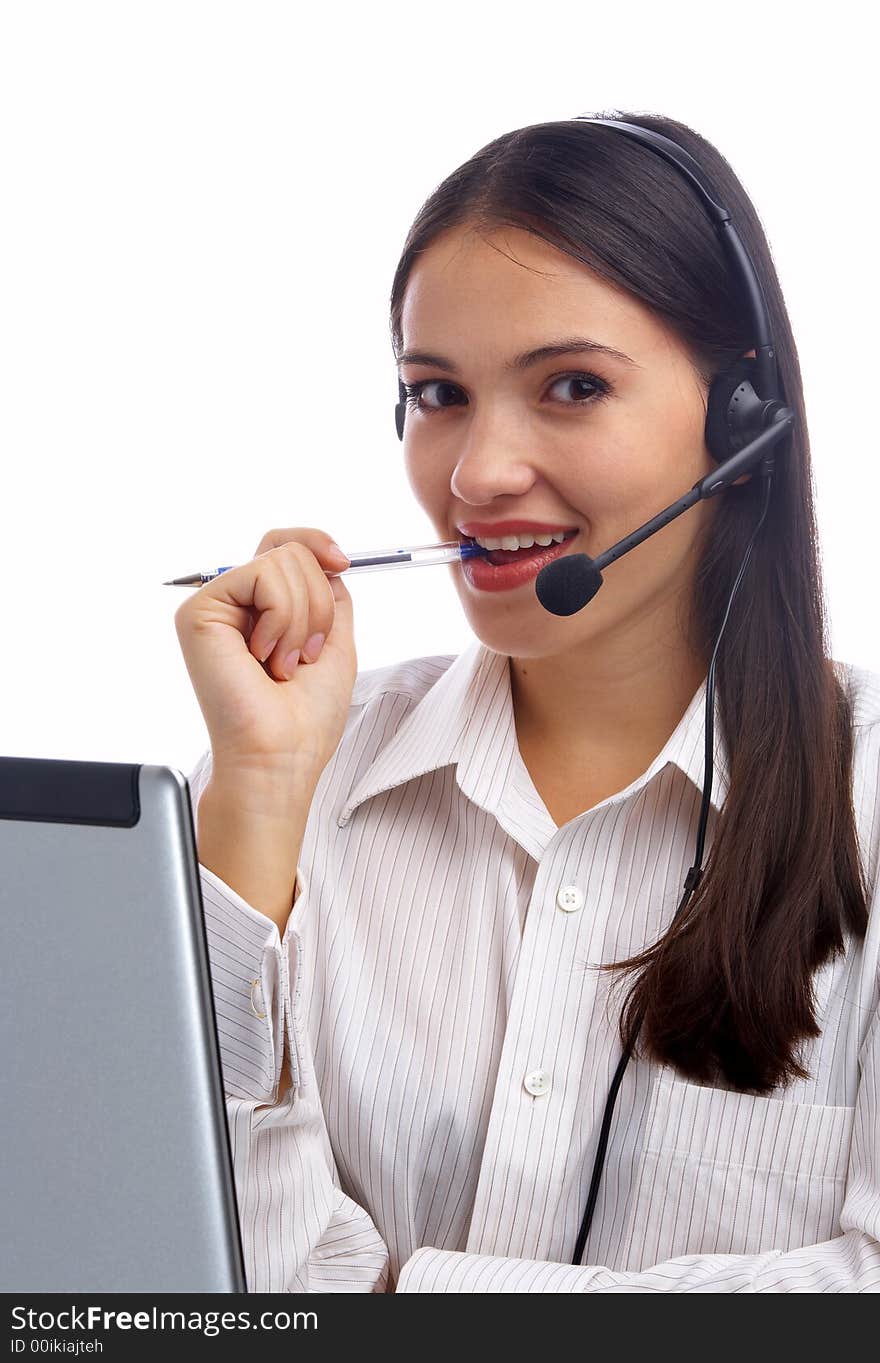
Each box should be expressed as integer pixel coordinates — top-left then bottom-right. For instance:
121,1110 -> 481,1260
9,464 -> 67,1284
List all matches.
1,0 -> 875,780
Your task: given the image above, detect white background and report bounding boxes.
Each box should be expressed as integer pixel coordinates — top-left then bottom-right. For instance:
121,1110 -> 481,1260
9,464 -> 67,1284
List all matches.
1,1 -> 875,779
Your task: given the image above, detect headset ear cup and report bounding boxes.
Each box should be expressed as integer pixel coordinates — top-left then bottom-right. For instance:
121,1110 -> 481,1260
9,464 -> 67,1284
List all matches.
705,357 -> 759,463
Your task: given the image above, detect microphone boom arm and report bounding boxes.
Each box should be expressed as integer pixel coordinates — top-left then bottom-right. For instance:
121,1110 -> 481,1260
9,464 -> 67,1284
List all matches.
594,411 -> 793,575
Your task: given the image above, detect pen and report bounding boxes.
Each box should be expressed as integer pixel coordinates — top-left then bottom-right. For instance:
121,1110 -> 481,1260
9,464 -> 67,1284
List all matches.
162,539 -> 490,586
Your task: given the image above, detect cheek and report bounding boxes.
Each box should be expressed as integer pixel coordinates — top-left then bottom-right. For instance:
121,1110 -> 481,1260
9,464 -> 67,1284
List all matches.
582,409 -> 707,528
564,456 -> 690,562
560,441 -> 640,531
402,448 -> 425,500
402,449 -> 448,520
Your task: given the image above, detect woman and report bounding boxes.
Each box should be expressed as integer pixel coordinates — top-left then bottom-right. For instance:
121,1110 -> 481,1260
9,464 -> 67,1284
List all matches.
174,112 -> 880,1291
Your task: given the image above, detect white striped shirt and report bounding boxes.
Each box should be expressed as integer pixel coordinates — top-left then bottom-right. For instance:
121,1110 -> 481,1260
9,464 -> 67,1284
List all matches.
189,638 -> 880,1292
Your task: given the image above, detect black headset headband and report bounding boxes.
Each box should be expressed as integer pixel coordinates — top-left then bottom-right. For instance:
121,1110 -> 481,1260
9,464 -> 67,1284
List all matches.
395,117 -> 785,443
572,116 -> 782,403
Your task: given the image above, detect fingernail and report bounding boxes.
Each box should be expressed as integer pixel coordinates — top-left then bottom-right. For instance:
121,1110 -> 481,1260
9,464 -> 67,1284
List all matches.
260,637 -> 280,663
282,648 -> 300,676
302,632 -> 325,663
329,542 -> 349,563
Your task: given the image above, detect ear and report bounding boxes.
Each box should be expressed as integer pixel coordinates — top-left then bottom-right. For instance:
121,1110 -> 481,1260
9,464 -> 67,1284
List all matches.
732,349 -> 758,485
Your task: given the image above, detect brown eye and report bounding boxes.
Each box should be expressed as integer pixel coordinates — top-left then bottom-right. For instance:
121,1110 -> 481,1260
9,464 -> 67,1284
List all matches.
546,372 -> 612,405
401,371 -> 613,414
402,380 -> 464,412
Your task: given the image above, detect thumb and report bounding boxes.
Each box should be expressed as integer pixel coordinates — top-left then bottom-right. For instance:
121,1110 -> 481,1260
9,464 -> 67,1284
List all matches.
327,571 -> 355,647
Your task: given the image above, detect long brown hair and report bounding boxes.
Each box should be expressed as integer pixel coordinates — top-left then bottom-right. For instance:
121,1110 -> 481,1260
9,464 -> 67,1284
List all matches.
388,110 -> 869,1093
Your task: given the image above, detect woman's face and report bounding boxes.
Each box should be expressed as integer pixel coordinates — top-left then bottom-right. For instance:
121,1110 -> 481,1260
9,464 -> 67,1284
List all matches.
398,221 -> 736,661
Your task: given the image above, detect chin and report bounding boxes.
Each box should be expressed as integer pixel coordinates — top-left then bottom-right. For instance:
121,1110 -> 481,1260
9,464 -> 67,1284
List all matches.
456,597 -> 577,659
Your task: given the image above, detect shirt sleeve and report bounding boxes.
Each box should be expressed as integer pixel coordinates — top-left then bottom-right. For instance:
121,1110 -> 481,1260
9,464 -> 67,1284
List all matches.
187,748 -> 391,1293
396,998 -> 880,1293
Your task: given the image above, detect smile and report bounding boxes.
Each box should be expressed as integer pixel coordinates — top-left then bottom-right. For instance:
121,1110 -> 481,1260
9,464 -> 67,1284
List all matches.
461,529 -> 579,592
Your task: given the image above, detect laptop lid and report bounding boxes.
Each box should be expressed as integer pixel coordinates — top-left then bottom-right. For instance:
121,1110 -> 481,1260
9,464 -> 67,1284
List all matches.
0,755 -> 247,1292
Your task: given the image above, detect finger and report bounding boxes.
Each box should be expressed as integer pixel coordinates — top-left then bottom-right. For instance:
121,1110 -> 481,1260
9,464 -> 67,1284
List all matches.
268,550 -> 315,678
276,542 -> 338,666
327,563 -> 353,630
247,557 -> 295,669
254,526 -> 349,571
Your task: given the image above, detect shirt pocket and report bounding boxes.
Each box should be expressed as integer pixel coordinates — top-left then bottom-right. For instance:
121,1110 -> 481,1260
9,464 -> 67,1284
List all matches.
624,1072 -> 854,1268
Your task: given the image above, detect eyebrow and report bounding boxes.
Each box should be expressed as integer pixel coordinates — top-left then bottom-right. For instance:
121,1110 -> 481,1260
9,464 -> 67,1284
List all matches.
395,336 -> 640,372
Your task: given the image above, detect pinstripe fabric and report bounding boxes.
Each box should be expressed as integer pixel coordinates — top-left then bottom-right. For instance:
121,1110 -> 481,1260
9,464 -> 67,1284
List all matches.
189,639 -> 880,1292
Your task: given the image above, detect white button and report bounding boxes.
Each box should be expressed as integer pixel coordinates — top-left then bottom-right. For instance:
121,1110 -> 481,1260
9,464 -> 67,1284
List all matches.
556,884 -> 584,913
249,979 -> 267,1019
523,1068 -> 551,1097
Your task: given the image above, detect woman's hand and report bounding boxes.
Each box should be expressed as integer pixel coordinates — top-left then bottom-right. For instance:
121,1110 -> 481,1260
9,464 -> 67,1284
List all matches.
174,527 -> 356,781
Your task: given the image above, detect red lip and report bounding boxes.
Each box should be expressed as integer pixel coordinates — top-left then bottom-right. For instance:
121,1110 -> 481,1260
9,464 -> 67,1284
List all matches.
457,520 -> 579,538
461,530 -> 579,593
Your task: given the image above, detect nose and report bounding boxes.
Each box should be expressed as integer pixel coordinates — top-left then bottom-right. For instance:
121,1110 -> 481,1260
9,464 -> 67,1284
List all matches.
449,413 -> 539,505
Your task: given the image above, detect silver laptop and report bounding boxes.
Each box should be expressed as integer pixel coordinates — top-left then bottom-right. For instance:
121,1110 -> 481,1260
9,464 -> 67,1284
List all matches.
0,755 -> 247,1292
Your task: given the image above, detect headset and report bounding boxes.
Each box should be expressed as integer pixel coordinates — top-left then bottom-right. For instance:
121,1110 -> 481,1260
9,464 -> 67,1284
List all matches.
393,116 -> 795,1266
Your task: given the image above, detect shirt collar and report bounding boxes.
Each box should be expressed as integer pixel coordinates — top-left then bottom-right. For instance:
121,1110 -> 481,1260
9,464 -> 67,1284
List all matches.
337,639 -> 730,830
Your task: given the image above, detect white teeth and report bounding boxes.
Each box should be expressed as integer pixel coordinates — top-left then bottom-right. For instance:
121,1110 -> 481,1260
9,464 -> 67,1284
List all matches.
472,530 -> 571,550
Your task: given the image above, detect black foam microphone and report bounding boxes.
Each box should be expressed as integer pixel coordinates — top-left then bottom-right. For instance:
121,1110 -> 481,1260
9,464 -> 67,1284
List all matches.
535,408 -> 793,616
